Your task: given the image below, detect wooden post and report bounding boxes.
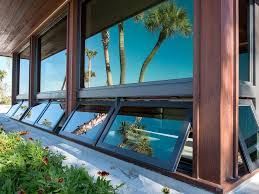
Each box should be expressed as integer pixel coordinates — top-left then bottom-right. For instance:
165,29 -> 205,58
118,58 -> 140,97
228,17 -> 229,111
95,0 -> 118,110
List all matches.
11,53 -> 19,104
29,36 -> 40,107
193,0 -> 239,185
66,0 -> 81,115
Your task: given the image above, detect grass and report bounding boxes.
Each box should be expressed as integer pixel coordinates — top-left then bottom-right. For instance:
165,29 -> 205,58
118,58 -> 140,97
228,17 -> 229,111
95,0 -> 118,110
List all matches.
0,130 -> 122,194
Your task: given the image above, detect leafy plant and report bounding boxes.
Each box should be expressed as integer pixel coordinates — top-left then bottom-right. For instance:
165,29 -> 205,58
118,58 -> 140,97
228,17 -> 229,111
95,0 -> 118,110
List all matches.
118,118 -> 153,156
0,131 -> 120,193
85,48 -> 98,88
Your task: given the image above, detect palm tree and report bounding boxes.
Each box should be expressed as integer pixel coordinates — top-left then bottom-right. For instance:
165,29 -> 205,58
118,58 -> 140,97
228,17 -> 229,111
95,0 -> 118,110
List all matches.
101,30 -> 113,86
85,48 -> 97,88
84,71 -> 96,84
118,22 -> 126,84
135,1 -> 192,82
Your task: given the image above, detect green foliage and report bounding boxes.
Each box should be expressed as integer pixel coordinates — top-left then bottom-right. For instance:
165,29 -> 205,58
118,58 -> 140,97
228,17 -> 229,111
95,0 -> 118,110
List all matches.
0,70 -> 7,82
85,48 -> 98,60
0,96 -> 11,105
0,131 -> 120,194
135,0 -> 192,82
118,118 -> 153,156
84,71 -> 96,82
135,1 -> 192,39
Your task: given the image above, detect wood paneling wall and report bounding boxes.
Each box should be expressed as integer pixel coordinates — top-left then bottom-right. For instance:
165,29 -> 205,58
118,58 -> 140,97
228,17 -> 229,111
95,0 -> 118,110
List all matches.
11,53 -> 19,104
66,0 -> 81,115
193,0 -> 239,185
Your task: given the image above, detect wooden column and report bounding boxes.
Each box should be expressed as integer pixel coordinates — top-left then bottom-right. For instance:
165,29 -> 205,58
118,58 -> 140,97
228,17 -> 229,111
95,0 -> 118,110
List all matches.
29,36 -> 40,107
66,0 -> 81,115
11,53 -> 19,104
193,0 -> 239,185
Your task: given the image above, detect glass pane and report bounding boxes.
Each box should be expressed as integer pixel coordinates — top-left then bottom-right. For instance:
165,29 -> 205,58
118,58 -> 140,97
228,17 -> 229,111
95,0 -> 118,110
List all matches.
6,102 -> 22,117
36,103 -> 65,130
40,17 -> 67,92
62,105 -> 110,140
103,106 -> 189,161
239,0 -> 250,81
83,0 -> 193,88
239,105 -> 259,169
19,46 -> 30,95
22,102 -> 48,125
12,101 -> 29,120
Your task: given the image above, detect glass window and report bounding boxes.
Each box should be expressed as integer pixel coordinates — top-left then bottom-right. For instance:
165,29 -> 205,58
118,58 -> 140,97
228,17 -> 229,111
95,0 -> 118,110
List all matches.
40,17 -> 67,92
12,101 -> 29,120
60,103 -> 113,144
35,102 -> 65,131
239,0 -> 250,81
6,102 -> 22,117
82,0 -> 193,88
22,102 -> 49,125
239,104 -> 259,171
19,46 -> 30,95
98,103 -> 191,171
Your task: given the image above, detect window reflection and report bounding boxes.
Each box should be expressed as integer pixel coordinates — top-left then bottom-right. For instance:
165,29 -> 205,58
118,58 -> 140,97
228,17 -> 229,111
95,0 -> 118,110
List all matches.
40,17 -> 67,92
83,0 -> 193,88
22,102 -> 48,125
19,46 -> 30,95
61,105 -> 110,140
12,101 -> 29,120
36,102 -> 65,130
239,0 -> 250,81
239,105 -> 259,169
6,102 -> 22,117
103,106 -> 189,161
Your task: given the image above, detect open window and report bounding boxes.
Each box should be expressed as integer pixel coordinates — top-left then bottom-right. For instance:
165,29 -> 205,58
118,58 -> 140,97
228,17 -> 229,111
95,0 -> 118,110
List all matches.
239,100 -> 259,172
59,100 -> 116,145
11,101 -> 29,120
22,102 -> 49,125
6,102 -> 22,117
35,101 -> 65,132
97,100 -> 192,172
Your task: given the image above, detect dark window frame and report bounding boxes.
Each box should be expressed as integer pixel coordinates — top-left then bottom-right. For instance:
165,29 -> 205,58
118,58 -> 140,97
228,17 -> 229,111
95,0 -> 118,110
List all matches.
239,99 -> 259,172
21,101 -> 50,125
11,101 -> 29,120
96,100 -> 192,172
6,101 -> 23,117
59,100 -> 117,146
34,101 -> 65,132
249,0 -> 256,84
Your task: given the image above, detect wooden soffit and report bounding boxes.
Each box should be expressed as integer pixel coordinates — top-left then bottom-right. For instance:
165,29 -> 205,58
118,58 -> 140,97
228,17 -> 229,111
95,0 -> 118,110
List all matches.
0,0 -> 67,56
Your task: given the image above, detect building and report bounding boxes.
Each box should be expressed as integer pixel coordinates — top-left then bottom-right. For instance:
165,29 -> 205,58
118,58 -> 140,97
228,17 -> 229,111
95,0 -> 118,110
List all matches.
0,0 -> 258,193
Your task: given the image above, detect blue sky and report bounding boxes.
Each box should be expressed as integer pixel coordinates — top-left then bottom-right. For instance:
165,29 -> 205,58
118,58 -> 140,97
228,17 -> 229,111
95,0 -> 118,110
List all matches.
41,50 -> 66,92
19,59 -> 29,94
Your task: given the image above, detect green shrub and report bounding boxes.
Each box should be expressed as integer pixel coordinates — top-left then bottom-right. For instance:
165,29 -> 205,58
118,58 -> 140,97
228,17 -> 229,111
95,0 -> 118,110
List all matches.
0,131 -> 121,194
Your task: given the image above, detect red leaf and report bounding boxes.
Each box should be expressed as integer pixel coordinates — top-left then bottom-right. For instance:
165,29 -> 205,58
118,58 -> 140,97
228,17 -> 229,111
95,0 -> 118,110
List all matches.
42,157 -> 49,165
97,170 -> 110,177
18,131 -> 29,136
